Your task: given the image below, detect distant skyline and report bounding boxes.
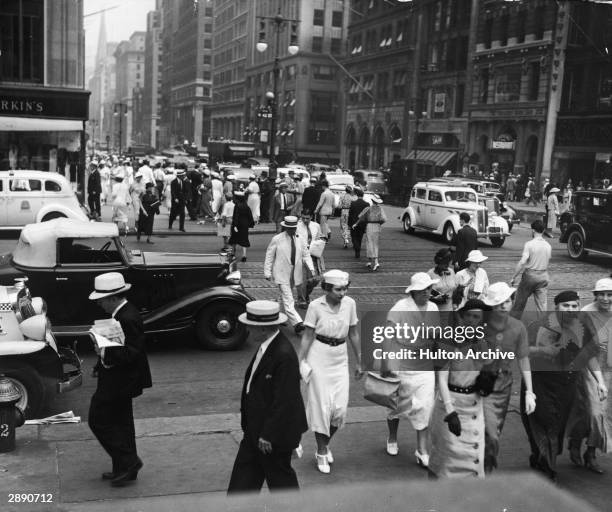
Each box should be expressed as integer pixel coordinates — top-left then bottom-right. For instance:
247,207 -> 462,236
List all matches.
84,0 -> 156,77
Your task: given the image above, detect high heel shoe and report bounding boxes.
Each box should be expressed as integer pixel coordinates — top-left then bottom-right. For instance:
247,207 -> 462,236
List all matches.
415,450 -> 429,468
373,263 -> 380,271
386,439 -> 398,456
584,452 -> 604,474
315,453 -> 330,474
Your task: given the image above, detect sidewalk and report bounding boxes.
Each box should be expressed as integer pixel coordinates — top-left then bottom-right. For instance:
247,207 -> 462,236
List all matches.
97,204 -> 276,237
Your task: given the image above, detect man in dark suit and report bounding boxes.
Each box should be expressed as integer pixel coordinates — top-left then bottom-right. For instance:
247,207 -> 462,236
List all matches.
259,173 -> 273,223
87,162 -> 102,220
88,272 -> 152,487
454,211 -> 479,270
301,177 -> 320,215
348,187 -> 369,259
271,182 -> 293,233
227,300 -> 307,494
169,168 -> 188,231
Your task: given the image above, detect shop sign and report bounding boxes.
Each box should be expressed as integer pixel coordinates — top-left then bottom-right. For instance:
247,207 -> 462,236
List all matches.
431,134 -> 444,145
434,93 -> 446,113
491,133 -> 515,150
0,87 -> 89,119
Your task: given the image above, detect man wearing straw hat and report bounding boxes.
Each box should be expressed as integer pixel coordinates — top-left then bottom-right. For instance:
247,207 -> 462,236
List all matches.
227,300 -> 307,493
88,272 -> 152,487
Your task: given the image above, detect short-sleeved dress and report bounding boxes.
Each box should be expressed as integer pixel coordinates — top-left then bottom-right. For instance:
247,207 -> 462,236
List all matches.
217,200 -> 234,238
304,295 -> 358,436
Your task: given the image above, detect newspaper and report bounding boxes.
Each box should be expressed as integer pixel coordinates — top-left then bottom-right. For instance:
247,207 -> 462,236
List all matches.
25,411 -> 81,425
90,318 -> 125,349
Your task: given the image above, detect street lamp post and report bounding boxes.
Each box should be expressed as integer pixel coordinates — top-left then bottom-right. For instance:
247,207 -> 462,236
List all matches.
256,9 -> 299,179
113,103 -> 128,156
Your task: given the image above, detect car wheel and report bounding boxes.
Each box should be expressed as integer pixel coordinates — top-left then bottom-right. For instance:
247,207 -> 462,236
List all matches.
41,212 -> 67,222
0,364 -> 46,419
195,300 -> 247,350
443,223 -> 455,243
402,215 -> 414,234
567,230 -> 587,260
490,236 -> 505,248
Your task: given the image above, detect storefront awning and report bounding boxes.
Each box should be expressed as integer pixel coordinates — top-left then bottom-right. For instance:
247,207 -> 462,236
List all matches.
404,149 -> 456,167
0,117 -> 83,131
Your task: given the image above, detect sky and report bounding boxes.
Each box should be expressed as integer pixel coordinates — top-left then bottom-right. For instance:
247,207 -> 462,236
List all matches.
84,0 -> 156,76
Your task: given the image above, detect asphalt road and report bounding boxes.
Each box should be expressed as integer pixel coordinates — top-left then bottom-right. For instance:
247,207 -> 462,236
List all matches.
2,206 -> 611,421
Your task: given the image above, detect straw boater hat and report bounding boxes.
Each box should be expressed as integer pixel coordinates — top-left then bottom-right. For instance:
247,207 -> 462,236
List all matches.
466,249 -> 488,263
404,272 -> 439,293
238,300 -> 287,326
89,272 -> 132,300
483,282 -> 515,306
549,187 -> 560,194
280,215 -> 298,228
176,168 -> 186,176
593,278 -> 612,293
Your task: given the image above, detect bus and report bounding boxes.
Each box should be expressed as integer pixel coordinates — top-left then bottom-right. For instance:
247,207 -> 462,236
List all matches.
208,140 -> 257,165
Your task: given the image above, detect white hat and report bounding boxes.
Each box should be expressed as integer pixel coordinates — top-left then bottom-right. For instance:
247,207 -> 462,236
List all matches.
593,278 -> 612,293
323,270 -> 349,287
483,282 -> 516,306
280,215 -> 298,228
226,174 -> 236,180
211,171 -> 220,178
249,174 -> 256,179
134,171 -> 144,179
404,272 -> 439,293
203,169 -> 211,176
371,194 -> 383,204
238,300 -> 288,326
19,314 -> 47,341
549,187 -> 560,193
89,272 -> 132,300
234,190 -> 245,197
176,169 -> 186,176
466,250 -> 488,263
31,297 -> 47,315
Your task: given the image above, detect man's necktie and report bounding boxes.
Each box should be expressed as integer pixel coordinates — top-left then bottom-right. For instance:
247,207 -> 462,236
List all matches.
281,193 -> 286,210
290,235 -> 296,266
246,346 -> 264,394
307,227 -> 312,245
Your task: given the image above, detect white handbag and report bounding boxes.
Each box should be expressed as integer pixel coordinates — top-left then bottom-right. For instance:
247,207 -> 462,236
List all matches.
309,239 -> 326,258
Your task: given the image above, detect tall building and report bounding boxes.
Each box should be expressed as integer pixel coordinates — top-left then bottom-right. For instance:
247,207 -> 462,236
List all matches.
0,0 -> 89,185
467,0 -> 558,181
245,0 -> 349,164
143,2 -> 163,150
114,32 -> 146,152
210,0 -> 248,140
158,0 -> 213,149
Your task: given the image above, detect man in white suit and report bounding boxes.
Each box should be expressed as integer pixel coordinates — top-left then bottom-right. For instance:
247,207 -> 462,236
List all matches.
264,215 -> 315,334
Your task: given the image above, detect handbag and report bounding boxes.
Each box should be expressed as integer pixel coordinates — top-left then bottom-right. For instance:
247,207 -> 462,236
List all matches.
474,367 -> 498,397
309,238 -> 326,258
363,372 -> 400,409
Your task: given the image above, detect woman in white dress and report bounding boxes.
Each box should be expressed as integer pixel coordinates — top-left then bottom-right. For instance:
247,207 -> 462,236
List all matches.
110,172 -> 131,237
211,171 -> 224,215
246,174 -> 261,223
298,270 -> 363,474
130,172 -> 146,231
454,250 -> 489,310
546,186 -> 560,237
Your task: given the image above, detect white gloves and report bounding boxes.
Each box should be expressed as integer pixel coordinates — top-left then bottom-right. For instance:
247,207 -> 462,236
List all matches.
525,390 -> 536,415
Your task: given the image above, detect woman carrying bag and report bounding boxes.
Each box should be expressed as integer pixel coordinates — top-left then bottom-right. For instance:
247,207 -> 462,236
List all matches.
357,194 -> 387,271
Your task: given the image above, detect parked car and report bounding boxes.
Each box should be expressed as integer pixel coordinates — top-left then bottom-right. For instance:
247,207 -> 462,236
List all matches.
324,173 -> 356,215
306,163 -> 334,180
401,181 -> 510,247
0,280 -> 82,418
559,189 -> 612,260
0,219 -> 253,350
0,170 -> 89,229
352,170 -> 389,196
277,167 -> 310,183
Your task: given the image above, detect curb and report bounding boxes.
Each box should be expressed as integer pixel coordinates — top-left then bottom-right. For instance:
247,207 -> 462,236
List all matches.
123,227 -> 277,237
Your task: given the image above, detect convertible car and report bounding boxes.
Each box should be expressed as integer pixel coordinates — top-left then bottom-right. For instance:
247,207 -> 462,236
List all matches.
0,219 -> 253,350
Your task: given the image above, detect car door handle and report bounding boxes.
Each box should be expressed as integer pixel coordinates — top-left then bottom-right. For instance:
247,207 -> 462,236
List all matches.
55,277 -> 69,281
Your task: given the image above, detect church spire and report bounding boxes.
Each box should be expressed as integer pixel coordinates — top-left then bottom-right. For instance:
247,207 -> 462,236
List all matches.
95,11 -> 108,67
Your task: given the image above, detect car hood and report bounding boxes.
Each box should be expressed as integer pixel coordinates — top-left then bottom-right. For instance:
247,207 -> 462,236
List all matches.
141,252 -> 223,267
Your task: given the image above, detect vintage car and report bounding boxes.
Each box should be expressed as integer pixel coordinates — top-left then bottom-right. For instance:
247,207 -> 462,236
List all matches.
0,170 -> 89,229
401,181 -> 510,247
559,190 -> 612,260
0,280 -> 82,418
352,170 -> 389,197
0,219 -> 253,350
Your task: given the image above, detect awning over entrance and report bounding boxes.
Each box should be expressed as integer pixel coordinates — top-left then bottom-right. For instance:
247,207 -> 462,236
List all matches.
0,117 -> 83,131
404,149 -> 456,167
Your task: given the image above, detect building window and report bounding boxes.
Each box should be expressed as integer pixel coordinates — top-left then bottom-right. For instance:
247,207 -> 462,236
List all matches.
204,38 -> 212,49
313,9 -> 324,26
433,1 -> 442,32
203,71 -> 211,80
484,18 -> 493,49
534,6 -> 545,40
205,23 -> 212,32
393,69 -> 408,99
308,92 -> 337,145
0,0 -> 44,83
203,54 -> 211,64
494,66 -> 521,103
287,65 -> 297,79
331,38 -> 342,55
499,14 -> 509,46
332,10 -> 343,27
516,10 -> 527,43
312,36 -> 323,53
479,68 -> 489,103
377,72 -> 389,100
205,7 -> 212,16
455,83 -> 465,116
528,61 -> 540,101
312,64 -> 335,80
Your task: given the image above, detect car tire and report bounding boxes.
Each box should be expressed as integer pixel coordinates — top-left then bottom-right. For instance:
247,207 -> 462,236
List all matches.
41,212 -> 67,222
402,215 -> 414,234
195,300 -> 247,351
567,230 -> 587,260
490,236 -> 505,248
443,223 -> 455,243
0,364 -> 46,419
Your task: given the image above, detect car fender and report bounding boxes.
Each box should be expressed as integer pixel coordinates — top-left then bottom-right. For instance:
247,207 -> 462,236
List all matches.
488,215 -> 509,234
402,206 -> 415,223
0,341 -> 47,356
559,223 -> 586,244
143,285 -> 253,331
436,213 -> 461,235
36,203 -> 88,222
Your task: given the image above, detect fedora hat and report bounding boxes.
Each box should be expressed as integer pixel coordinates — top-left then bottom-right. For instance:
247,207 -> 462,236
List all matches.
405,272 -> 439,293
239,300 -> 288,326
280,215 -> 298,228
371,194 -> 383,204
593,278 -> 612,293
89,272 -> 132,300
483,282 -> 516,306
466,250 -> 488,263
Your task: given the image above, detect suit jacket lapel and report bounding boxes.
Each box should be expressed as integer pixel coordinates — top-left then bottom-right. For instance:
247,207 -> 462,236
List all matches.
251,334 -> 279,382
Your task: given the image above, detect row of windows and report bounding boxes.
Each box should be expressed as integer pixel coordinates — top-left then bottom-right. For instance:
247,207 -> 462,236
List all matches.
348,70 -> 410,103
313,9 -> 343,28
214,66 -> 245,86
213,43 -> 246,67
481,7 -> 547,49
312,36 -> 342,55
427,37 -> 469,73
476,62 -> 541,104
430,0 -> 472,33
350,19 -> 412,56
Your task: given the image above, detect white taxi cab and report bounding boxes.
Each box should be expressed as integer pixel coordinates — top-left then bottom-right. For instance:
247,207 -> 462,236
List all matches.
0,170 -> 88,229
401,181 -> 510,247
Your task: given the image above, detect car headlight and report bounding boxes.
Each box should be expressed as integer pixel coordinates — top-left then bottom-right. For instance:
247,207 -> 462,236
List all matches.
226,270 -> 241,285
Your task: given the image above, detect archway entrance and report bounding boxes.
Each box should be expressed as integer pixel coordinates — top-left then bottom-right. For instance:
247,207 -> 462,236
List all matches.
358,127 -> 370,168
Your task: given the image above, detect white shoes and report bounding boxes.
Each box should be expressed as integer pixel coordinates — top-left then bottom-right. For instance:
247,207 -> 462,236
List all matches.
293,443 -> 304,458
326,447 -> 334,464
415,450 -> 429,468
316,453 -> 330,474
386,439 -> 399,456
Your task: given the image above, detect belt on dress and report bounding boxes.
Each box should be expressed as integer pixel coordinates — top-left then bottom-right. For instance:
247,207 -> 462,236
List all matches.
448,384 -> 477,394
316,335 -> 346,347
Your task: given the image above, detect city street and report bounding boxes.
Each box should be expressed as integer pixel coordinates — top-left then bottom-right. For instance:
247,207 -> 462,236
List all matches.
2,207 -> 612,511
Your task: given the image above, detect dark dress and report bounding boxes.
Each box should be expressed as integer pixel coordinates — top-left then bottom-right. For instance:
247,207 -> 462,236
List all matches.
138,192 -> 160,237
229,201 -> 255,247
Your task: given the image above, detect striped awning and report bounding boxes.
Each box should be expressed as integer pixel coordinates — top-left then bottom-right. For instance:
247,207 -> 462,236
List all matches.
404,149 -> 456,167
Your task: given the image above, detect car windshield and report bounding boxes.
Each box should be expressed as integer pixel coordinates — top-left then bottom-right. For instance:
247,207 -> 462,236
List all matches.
367,173 -> 384,181
327,175 -> 354,186
484,182 -> 500,191
445,190 -> 477,202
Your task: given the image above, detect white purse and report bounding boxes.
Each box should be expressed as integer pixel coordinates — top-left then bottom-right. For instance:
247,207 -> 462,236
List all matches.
309,239 -> 326,258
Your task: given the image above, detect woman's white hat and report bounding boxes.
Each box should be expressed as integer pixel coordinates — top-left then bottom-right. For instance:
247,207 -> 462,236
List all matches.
89,272 -> 132,300
483,282 -> 516,306
203,169 -> 211,176
211,171 -> 220,178
238,300 -> 288,326
134,171 -> 144,179
549,187 -> 560,193
405,272 -> 439,293
249,174 -> 256,179
371,194 -> 383,204
323,269 -> 349,287
226,174 -> 236,180
466,249 -> 488,263
593,278 -> 612,292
